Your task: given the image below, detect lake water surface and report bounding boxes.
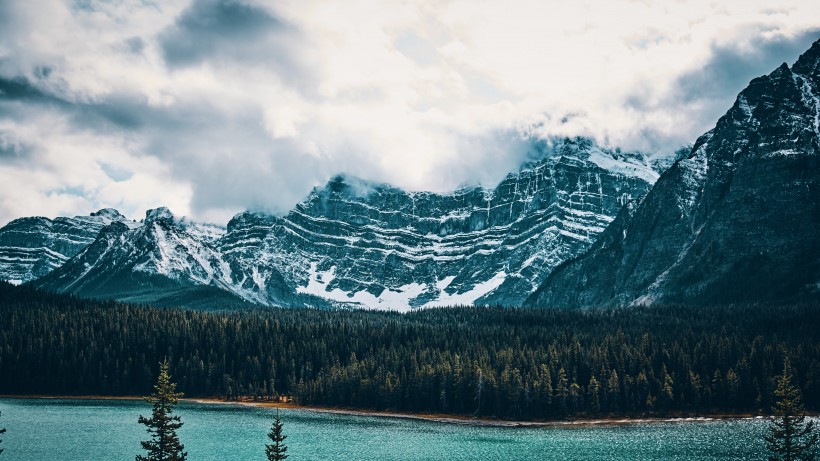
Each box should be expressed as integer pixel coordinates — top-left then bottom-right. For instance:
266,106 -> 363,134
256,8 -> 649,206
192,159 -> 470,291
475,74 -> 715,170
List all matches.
0,398 -> 773,460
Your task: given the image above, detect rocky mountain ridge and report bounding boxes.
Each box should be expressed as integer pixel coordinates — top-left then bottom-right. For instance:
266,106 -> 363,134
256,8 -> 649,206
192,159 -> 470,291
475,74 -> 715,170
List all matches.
8,137 -> 664,309
0,208 -> 137,285
224,138 -> 659,310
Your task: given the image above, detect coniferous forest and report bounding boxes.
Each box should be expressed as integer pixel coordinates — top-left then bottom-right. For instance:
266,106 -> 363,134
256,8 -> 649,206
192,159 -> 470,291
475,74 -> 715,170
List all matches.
0,281 -> 818,421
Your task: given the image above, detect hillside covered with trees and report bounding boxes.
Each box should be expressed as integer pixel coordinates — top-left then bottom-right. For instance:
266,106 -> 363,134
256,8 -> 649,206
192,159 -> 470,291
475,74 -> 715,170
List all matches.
0,282 -> 818,420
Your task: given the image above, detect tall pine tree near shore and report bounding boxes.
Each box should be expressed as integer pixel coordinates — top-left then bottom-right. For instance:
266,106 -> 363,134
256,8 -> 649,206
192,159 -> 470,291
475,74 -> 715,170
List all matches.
136,359 -> 187,461
265,410 -> 288,461
765,359 -> 819,461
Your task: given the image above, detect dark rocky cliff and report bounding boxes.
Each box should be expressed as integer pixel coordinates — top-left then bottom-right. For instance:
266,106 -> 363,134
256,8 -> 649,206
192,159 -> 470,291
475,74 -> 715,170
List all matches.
527,39 -> 820,307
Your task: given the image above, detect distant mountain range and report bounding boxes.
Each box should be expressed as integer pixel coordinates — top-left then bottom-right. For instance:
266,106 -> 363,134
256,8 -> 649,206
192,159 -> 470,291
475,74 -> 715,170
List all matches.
0,208 -> 138,284
4,38 -> 819,310
2,138 -> 662,309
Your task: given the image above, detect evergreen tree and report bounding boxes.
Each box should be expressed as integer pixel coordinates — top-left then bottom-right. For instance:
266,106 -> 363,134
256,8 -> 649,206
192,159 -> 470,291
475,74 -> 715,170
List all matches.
0,409 -> 5,456
765,359 -> 819,461
607,369 -> 621,413
554,367 -> 568,416
587,376 -> 601,415
265,410 -> 288,461
136,359 -> 187,461
473,369 -> 484,416
660,366 -> 675,412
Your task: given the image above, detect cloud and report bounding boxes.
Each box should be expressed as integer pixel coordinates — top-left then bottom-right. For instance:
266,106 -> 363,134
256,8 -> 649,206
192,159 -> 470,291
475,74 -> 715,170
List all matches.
0,0 -> 819,226
666,28 -> 820,130
676,33 -> 820,102
0,109 -> 192,224
159,0 -> 301,72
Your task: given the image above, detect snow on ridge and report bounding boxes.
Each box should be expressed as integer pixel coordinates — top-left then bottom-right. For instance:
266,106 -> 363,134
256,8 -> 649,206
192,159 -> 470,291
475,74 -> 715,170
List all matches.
793,73 -> 820,141
181,221 -> 227,244
586,147 -> 660,184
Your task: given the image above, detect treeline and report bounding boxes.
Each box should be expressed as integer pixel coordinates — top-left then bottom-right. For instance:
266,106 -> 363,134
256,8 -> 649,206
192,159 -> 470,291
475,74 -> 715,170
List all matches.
0,282 -> 819,420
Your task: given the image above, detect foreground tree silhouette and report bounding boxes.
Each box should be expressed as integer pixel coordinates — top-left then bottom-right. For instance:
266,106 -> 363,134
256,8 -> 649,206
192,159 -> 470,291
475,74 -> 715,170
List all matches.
137,359 -> 187,461
265,410 -> 288,460
765,359 -> 818,461
0,409 -> 5,455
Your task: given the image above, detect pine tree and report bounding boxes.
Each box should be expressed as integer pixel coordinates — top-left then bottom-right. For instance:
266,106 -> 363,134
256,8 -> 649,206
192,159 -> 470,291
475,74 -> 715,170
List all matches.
136,359 -> 187,461
473,369 -> 484,416
0,409 -> 5,456
554,367 -> 568,416
660,366 -> 675,412
265,410 -> 288,461
587,376 -> 601,415
765,359 -> 819,461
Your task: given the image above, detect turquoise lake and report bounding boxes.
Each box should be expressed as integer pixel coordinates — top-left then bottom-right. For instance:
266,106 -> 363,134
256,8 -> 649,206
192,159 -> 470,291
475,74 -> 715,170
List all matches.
0,398 -> 777,460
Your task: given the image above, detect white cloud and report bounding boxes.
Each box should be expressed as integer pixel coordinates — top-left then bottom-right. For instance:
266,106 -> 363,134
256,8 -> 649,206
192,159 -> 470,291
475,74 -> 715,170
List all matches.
0,0 -> 819,225
0,111 -> 192,222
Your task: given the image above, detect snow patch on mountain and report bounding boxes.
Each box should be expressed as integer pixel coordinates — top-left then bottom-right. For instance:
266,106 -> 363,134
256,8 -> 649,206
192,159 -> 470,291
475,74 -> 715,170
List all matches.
423,272 -> 507,308
296,263 -> 509,311
180,221 -> 227,244
297,263 -> 427,312
586,146 -> 660,184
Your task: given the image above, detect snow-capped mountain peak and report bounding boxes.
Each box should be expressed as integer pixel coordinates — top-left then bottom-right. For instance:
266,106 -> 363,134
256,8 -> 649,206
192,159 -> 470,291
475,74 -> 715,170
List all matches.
0,209 -> 132,284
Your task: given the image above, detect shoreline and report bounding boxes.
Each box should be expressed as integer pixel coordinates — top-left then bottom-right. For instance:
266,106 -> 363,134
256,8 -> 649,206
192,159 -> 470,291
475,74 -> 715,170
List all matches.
0,394 -> 772,428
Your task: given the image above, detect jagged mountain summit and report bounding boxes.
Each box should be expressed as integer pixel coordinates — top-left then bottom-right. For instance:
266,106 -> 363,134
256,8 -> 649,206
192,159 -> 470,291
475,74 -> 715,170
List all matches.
527,38 -> 820,308
30,207 -> 257,308
12,137 -> 664,310
221,138 -> 660,310
0,208 -> 137,285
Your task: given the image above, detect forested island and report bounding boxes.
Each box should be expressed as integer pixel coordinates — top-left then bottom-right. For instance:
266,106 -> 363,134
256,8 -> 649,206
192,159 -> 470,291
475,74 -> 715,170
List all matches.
0,281 -> 818,421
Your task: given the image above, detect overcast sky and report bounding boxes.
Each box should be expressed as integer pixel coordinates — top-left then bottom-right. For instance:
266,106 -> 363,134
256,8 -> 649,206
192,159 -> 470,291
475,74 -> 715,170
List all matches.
0,0 -> 818,225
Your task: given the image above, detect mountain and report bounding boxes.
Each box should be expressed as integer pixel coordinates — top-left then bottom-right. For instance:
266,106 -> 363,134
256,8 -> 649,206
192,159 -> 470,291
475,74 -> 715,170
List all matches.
527,39 -> 820,308
30,207 -> 263,309
217,137 -> 661,310
0,208 -> 136,284
17,138 -> 664,310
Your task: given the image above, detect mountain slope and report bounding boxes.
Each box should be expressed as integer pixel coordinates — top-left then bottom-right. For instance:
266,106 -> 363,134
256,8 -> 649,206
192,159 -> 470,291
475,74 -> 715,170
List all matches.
527,39 -> 820,308
31,207 -> 260,309
220,138 -> 661,310
0,208 -> 135,284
